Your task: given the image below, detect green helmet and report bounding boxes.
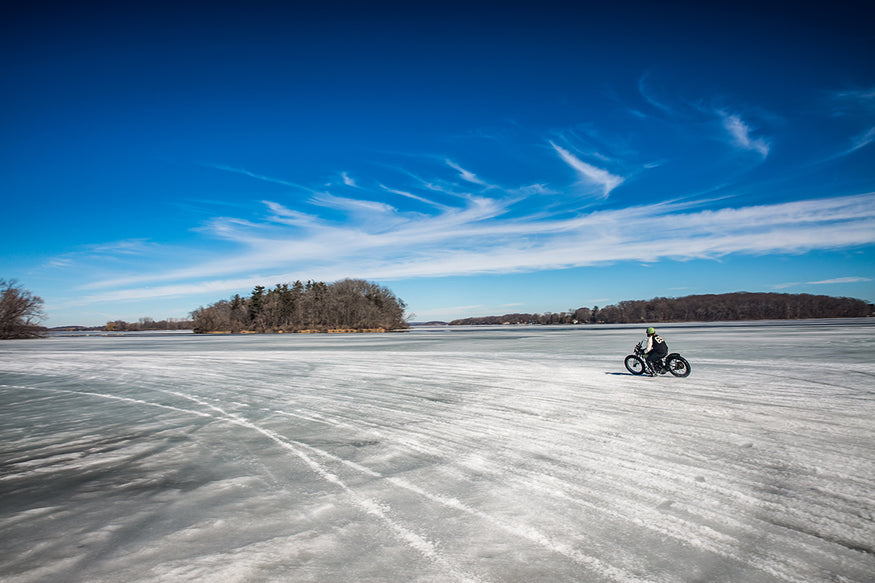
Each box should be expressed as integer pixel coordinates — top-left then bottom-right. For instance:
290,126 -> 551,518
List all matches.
646,327 -> 656,335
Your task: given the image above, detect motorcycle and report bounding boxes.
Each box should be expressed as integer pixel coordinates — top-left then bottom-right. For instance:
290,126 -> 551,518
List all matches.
624,345 -> 691,377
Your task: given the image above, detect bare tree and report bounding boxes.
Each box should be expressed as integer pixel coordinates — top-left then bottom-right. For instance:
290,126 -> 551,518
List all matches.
191,300 -> 231,333
0,280 -> 47,339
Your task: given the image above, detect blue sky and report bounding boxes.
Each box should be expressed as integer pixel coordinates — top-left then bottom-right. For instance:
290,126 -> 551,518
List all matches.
2,1 -> 874,326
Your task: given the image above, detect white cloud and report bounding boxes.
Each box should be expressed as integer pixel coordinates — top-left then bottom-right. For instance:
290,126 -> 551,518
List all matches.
87,239 -> 161,256
511,183 -> 557,196
807,276 -> 872,285
831,86 -> 875,112
819,125 -> 875,162
720,112 -> 770,158
446,160 -> 487,185
341,172 -> 357,187
70,189 -> 875,305
772,276 -> 871,291
847,126 -> 875,154
550,142 -> 624,197
380,185 -> 450,210
637,72 -> 675,116
208,164 -> 308,190
310,192 -> 396,214
263,201 -> 321,227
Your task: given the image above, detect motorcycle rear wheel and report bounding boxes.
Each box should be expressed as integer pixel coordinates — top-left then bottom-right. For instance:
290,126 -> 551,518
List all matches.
624,355 -> 646,375
666,355 -> 691,377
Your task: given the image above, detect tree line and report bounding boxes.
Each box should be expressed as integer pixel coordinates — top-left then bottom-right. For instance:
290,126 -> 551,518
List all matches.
105,317 -> 194,332
449,292 -> 873,325
191,278 -> 408,333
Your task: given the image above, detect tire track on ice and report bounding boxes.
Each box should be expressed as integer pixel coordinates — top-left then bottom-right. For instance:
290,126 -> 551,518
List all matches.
161,390 -> 657,583
3,384 -> 484,583
265,401 -> 824,583
242,409 -> 667,583
153,388 -> 490,583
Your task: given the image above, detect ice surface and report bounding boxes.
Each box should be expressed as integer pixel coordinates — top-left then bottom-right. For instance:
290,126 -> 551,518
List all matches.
1,321 -> 873,582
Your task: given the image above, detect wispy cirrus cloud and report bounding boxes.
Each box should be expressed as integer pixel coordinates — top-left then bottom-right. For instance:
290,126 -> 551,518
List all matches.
380,184 -> 451,210
207,163 -> 310,190
830,86 -> 875,114
341,172 -> 357,187
772,275 -> 872,290
73,183 -> 875,303
816,86 -> 875,161
845,126 -> 875,155
52,115 -> 873,312
446,159 -> 487,185
550,142 -> 624,197
637,72 -> 676,116
262,201 -> 321,227
635,72 -> 774,160
87,239 -> 162,256
808,276 -> 872,285
823,125 -> 875,162
310,192 -> 396,215
719,112 -> 770,158
43,239 -> 170,272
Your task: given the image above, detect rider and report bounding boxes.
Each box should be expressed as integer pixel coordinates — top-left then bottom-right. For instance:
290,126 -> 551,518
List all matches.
639,327 -> 668,375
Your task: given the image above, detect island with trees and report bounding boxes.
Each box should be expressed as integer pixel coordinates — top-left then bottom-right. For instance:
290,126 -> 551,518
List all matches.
191,278 -> 409,334
449,292 -> 873,326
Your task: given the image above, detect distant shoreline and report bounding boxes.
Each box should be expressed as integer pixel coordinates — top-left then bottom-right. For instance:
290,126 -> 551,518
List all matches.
446,292 -> 873,326
45,317 -> 874,338
199,328 -> 393,334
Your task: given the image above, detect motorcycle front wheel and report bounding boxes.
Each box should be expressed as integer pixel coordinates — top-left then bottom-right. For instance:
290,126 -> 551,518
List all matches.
666,355 -> 691,377
624,355 -> 646,375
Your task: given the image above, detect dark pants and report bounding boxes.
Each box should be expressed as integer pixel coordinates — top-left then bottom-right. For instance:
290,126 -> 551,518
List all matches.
646,350 -> 667,371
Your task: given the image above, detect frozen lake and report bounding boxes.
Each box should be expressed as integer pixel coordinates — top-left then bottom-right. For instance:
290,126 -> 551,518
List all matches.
1,321 -> 874,582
